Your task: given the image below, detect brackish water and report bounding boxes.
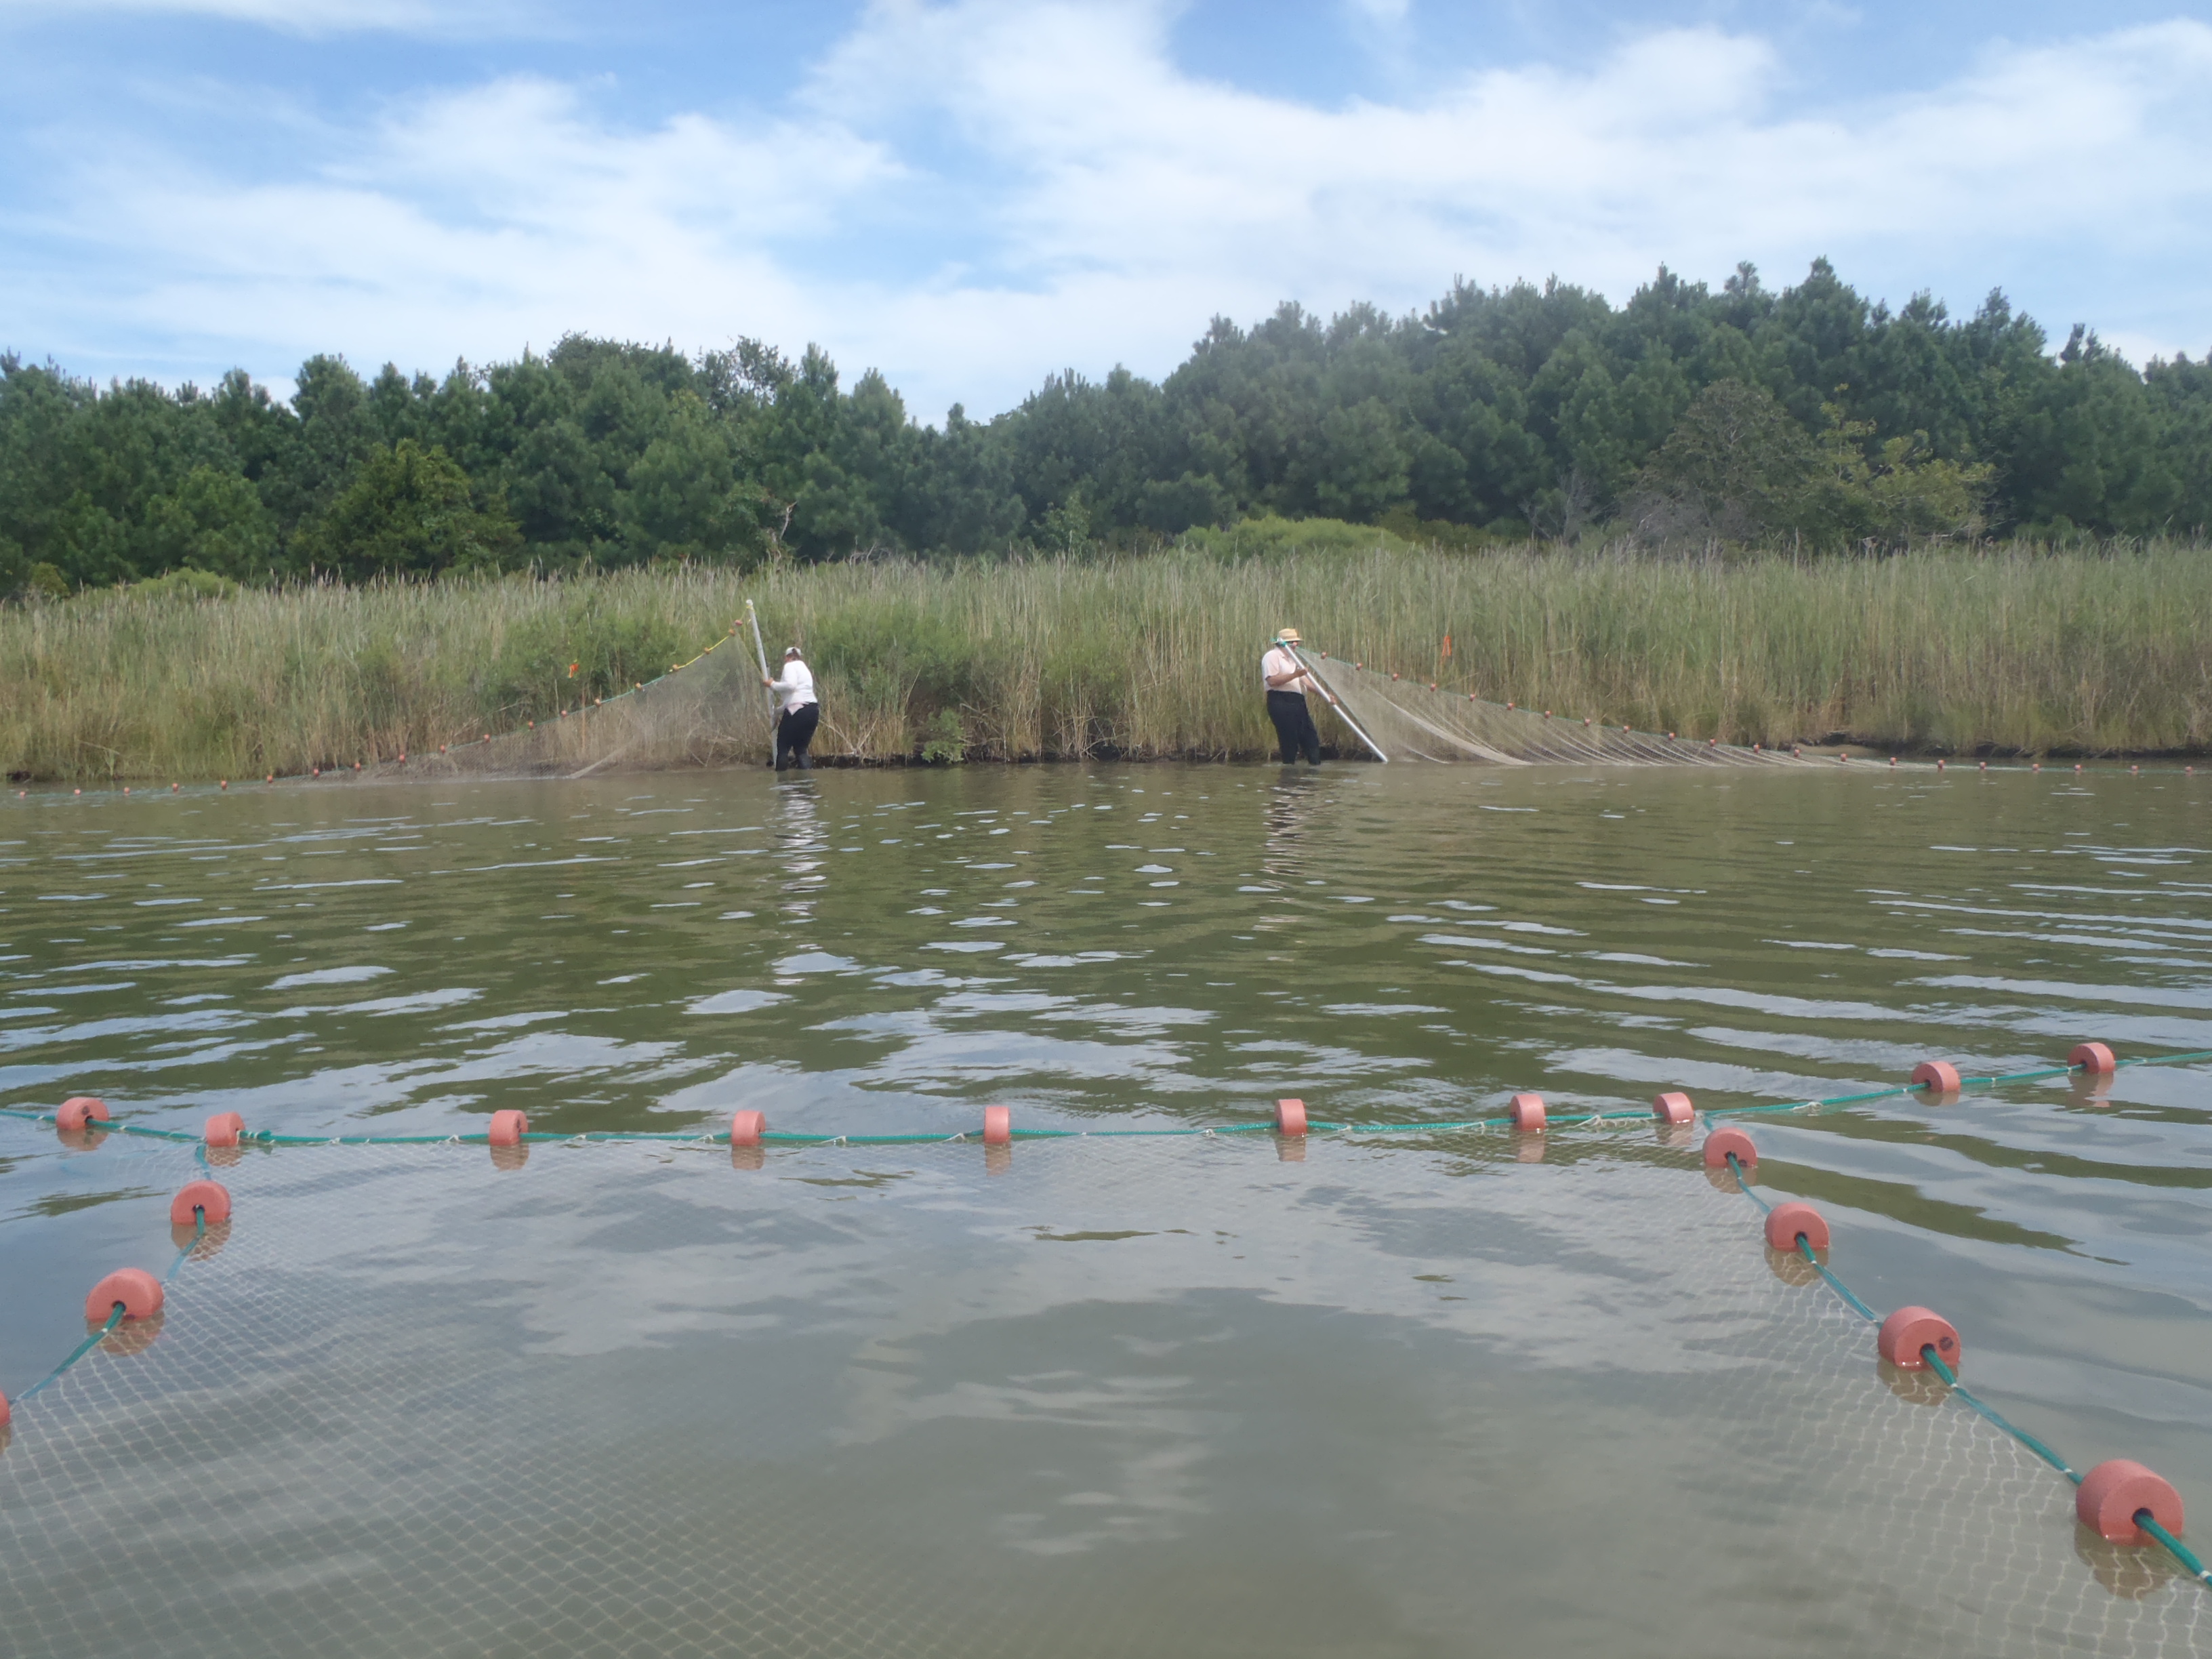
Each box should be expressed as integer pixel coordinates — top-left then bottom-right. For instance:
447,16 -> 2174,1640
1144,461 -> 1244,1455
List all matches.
2,763 -> 2209,1655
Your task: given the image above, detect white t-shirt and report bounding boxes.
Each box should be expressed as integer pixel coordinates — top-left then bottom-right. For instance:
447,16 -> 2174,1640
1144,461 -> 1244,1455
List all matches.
771,658 -> 817,714
1261,646 -> 1305,694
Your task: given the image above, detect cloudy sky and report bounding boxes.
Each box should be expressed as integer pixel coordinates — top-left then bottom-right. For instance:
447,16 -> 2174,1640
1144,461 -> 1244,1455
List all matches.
3,0 -> 2208,421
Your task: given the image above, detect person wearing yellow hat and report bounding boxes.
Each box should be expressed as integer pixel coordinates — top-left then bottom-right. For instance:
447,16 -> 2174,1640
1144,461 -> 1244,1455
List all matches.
1262,628 -> 1322,765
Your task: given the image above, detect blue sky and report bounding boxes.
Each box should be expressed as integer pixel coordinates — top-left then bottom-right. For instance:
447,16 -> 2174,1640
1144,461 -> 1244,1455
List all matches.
3,0 -> 2209,421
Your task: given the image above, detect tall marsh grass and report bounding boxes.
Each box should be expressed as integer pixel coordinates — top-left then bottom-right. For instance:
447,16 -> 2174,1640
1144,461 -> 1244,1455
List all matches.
3,544 -> 2209,781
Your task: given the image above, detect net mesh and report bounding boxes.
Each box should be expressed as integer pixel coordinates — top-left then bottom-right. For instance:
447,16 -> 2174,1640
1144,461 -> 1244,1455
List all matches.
1300,651 -> 1805,766
365,624 -> 770,782
2,1129 -> 2203,1657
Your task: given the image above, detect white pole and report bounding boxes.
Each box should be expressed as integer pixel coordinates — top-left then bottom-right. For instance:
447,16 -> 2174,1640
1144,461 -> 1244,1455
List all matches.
745,600 -> 778,763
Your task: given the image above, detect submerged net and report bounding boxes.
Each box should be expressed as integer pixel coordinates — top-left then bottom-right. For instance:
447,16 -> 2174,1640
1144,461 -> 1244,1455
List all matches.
1300,650 -> 1805,766
2,1128 -> 2203,1657
366,622 -> 771,782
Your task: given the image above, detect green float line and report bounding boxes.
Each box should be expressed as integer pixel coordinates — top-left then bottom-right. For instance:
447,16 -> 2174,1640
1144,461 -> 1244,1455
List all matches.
8,1050 -> 2211,1153
1918,1347 -> 2079,1484
16,1305 -> 125,1402
1793,1235 -> 1883,1322
1725,1154 -> 1771,1214
2137,1515 -> 2212,1586
163,1210 -> 208,1284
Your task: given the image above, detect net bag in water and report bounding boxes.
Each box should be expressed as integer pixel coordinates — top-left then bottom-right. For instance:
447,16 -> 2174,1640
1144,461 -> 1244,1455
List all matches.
1,1128 -> 2203,1658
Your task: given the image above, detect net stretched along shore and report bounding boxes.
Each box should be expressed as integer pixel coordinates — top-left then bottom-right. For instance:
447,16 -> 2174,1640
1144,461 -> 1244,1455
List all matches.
1299,649 -> 1807,766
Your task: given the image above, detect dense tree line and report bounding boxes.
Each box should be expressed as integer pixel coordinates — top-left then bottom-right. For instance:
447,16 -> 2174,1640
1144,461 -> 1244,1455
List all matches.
4,258 -> 2209,594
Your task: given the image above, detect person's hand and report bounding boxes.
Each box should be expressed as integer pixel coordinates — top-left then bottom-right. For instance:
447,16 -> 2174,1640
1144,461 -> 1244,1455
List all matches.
762,676 -> 774,687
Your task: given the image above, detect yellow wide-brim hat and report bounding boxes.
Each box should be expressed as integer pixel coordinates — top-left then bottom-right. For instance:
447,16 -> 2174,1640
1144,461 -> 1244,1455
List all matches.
1276,628 -> 1301,643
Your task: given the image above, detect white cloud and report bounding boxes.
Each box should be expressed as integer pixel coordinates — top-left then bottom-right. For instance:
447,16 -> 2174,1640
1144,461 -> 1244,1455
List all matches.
0,0 -> 535,33
12,1 -> 2212,417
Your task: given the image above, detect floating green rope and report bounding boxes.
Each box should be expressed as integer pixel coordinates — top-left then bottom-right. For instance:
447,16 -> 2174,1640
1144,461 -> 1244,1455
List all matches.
1795,1235 -> 1883,1322
16,1304 -> 125,1402
163,1209 -> 207,1284
1917,1346 -> 2078,1483
1725,1153 -> 1772,1213
2137,1515 -> 2212,1586
5,1049 -> 2209,1152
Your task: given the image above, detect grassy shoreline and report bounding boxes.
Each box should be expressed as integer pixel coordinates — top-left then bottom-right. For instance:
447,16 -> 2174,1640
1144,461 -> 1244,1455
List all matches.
3,544 -> 2209,783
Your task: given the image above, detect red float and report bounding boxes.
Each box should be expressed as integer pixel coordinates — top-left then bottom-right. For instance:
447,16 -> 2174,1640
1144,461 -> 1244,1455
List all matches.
487,1109 -> 528,1147
1912,1060 -> 1962,1093
0,1389 -> 9,1428
2070,1042 -> 2117,1075
983,1105 -> 1012,1145
1763,1201 -> 1829,1253
203,1110 -> 245,1148
1507,1092 -> 1545,1132
85,1268 -> 163,1324
56,1097 -> 109,1133
1652,1090 -> 1694,1125
2076,1459 -> 2186,1546
1877,1305 -> 1961,1373
169,1180 -> 232,1227
1702,1126 -> 1755,1172
1275,1097 -> 1308,1136
730,1110 -> 766,1147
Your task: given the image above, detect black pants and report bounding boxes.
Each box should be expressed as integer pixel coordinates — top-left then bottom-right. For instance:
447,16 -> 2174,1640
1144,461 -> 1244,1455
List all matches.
1266,690 -> 1321,764
776,703 -> 820,771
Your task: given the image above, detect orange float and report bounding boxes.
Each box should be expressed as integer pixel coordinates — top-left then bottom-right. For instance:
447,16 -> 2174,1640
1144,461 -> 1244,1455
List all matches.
85,1268 -> 163,1324
57,1096 -> 108,1132
1702,1126 -> 1755,1172
1877,1305 -> 1961,1374
2076,1459 -> 2185,1546
2070,1042 -> 2117,1075
169,1180 -> 232,1227
1274,1098 -> 1307,1136
1763,1201 -> 1829,1253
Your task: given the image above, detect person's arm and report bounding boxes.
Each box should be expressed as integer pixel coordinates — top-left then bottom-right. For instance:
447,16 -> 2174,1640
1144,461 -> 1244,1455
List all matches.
1265,651 -> 1309,690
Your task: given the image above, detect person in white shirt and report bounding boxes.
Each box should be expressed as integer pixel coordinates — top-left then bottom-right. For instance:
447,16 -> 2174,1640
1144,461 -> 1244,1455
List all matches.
1262,627 -> 1322,765
764,645 -> 820,771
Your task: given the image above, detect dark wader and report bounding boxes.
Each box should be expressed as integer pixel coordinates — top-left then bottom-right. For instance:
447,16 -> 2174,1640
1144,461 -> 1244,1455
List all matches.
776,702 -> 821,771
1267,689 -> 1322,765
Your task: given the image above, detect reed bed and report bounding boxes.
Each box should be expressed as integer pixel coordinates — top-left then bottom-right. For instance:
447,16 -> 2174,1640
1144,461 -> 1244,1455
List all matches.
3,543 -> 2208,781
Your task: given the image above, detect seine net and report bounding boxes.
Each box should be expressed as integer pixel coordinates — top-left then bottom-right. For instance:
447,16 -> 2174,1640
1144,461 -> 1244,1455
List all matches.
1,1128 -> 2202,1658
367,625 -> 771,782
1299,649 -> 1805,766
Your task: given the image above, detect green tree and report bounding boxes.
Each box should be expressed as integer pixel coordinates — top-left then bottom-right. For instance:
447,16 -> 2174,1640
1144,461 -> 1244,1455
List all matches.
615,392 -> 766,565
145,464 -> 279,577
298,441 -> 520,579
1633,379 -> 1817,541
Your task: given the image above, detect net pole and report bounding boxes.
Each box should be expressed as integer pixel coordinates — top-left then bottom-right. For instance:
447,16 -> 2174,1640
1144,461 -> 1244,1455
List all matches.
745,600 -> 778,764
1289,642 -> 1389,764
